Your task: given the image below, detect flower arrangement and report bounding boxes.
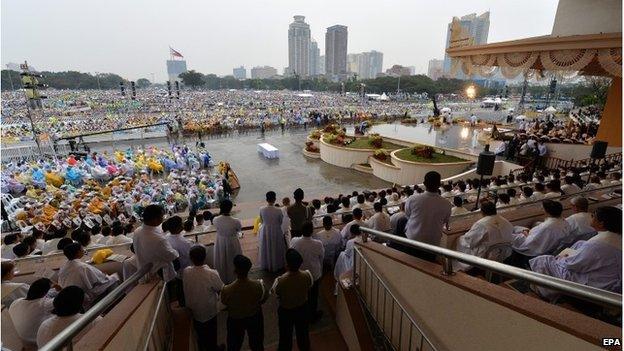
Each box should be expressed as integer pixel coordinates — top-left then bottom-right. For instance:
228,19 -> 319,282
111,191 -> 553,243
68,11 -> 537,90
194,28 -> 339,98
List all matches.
309,129 -> 322,140
325,131 -> 353,146
373,149 -> 390,161
368,133 -> 383,148
411,145 -> 434,159
323,124 -> 341,133
305,141 -> 319,153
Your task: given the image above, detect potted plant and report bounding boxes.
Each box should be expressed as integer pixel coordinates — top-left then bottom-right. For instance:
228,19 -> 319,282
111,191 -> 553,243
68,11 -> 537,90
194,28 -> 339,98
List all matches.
411,145 -> 434,159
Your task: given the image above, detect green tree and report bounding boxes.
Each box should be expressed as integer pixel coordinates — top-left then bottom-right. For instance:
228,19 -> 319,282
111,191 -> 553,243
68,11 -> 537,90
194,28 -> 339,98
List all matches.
136,78 -> 151,88
179,70 -> 205,88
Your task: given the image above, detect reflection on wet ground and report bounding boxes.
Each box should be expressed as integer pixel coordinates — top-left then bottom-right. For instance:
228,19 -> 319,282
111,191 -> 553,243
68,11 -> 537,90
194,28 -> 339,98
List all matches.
90,123 -> 486,218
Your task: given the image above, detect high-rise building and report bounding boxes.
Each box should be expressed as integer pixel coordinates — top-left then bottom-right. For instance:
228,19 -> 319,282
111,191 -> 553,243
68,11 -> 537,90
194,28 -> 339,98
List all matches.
385,65 -> 411,77
233,66 -> 246,80
250,66 -> 278,79
358,51 -> 383,79
309,39 -> 320,76
347,53 -> 360,75
319,55 -> 325,75
427,59 -> 444,80
407,66 -> 416,75
325,25 -> 348,78
288,15 -> 311,77
442,11 -> 490,78
166,60 -> 187,83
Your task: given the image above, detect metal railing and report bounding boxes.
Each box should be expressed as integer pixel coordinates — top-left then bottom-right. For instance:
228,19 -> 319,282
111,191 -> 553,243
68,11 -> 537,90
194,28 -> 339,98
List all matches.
39,263 -> 154,351
357,227 -> 622,309
354,246 -> 437,351
142,281 -> 172,351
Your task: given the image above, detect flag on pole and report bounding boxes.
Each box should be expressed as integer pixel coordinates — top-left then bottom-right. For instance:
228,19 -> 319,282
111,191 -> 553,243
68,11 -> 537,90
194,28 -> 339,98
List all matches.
169,47 -> 184,58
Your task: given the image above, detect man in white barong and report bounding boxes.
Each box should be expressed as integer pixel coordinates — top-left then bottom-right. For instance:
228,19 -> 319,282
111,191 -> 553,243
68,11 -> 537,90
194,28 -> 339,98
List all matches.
258,191 -> 286,273
454,201 -> 514,271
365,202 -> 392,233
561,196 -> 596,247
340,208 -> 368,247
132,204 -> 179,282
58,243 -> 119,307
290,222 -> 324,322
512,200 -> 571,258
334,224 -> 364,282
529,206 -> 622,301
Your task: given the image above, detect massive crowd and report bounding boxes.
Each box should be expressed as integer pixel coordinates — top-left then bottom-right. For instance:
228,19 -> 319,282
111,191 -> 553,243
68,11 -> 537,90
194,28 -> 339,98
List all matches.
1,89 -> 436,143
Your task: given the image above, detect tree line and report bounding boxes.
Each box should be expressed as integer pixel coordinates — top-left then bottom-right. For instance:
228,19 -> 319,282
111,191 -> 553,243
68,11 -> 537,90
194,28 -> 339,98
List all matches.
1,68 -> 610,108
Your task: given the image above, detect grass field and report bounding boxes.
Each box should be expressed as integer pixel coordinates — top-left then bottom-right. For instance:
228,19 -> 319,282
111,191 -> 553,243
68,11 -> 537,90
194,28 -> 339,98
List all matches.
346,137 -> 404,150
394,148 -> 467,163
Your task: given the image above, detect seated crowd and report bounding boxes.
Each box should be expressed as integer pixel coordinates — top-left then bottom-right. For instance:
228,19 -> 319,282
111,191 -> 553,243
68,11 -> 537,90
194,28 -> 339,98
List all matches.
1,162 -> 621,349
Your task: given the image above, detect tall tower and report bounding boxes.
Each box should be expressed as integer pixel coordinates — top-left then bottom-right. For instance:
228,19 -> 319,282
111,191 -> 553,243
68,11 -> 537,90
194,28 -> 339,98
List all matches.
309,39 -> 320,76
442,11 -> 490,79
288,15 -> 311,77
325,25 -> 348,78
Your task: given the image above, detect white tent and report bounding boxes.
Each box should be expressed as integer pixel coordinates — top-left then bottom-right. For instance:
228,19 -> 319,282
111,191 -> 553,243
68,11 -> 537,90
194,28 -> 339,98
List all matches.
379,93 -> 390,101
494,97 -> 502,104
297,93 -> 313,97
544,106 -> 557,113
515,115 -> 527,120
440,107 -> 451,113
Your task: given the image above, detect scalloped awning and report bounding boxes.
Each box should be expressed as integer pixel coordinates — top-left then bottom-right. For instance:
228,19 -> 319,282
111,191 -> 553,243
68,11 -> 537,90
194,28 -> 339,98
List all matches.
446,32 -> 622,78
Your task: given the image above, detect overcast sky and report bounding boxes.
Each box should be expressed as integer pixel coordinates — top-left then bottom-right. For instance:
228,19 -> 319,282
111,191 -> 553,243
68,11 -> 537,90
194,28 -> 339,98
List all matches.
2,0 -> 559,81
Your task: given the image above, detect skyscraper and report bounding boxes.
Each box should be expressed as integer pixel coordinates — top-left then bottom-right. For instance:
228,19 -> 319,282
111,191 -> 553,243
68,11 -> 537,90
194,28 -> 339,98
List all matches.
358,51 -> 383,79
427,59 -> 444,81
325,25 -> 348,79
319,55 -> 325,75
233,66 -> 246,80
251,66 -> 278,79
442,11 -> 490,79
309,39 -> 320,76
288,15 -> 311,77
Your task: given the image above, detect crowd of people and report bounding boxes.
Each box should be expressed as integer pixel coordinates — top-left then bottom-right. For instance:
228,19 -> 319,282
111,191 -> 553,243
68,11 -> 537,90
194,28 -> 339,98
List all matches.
1,89 -> 436,143
1,157 -> 621,349
0,143 -> 241,256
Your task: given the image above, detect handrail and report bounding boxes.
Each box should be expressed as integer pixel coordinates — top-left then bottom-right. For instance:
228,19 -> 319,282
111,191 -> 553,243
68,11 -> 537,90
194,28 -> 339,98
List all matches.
353,246 -> 437,351
39,262 -> 154,351
358,228 -> 622,308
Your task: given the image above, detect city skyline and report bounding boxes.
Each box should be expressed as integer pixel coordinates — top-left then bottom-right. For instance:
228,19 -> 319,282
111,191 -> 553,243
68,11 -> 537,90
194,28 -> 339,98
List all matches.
1,0 -> 559,81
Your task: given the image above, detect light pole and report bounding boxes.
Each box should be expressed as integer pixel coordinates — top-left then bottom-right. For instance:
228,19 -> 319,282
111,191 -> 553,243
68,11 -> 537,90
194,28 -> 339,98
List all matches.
6,65 -> 15,90
95,72 -> 101,90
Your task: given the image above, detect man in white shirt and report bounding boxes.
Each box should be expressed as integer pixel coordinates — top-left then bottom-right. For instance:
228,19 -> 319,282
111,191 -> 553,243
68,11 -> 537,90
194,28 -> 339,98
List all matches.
1,261 -> 29,308
561,176 -> 581,195
133,205 -> 180,282
290,222 -> 324,322
512,200 -> 571,259
560,197 -> 596,248
58,243 -> 119,307
165,216 -> 194,271
37,286 -> 100,348
313,216 -> 342,267
404,171 -> 452,261
9,278 -> 55,346
451,196 -> 469,216
389,203 -> 407,234
365,202 -> 392,232
454,202 -> 514,271
1,233 -> 19,259
530,183 -> 546,201
183,245 -> 224,351
340,208 -> 368,247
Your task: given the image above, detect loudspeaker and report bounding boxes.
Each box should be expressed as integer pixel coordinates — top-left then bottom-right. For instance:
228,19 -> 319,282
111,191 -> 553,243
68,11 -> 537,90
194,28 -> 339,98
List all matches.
590,141 -> 608,159
476,150 -> 496,176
